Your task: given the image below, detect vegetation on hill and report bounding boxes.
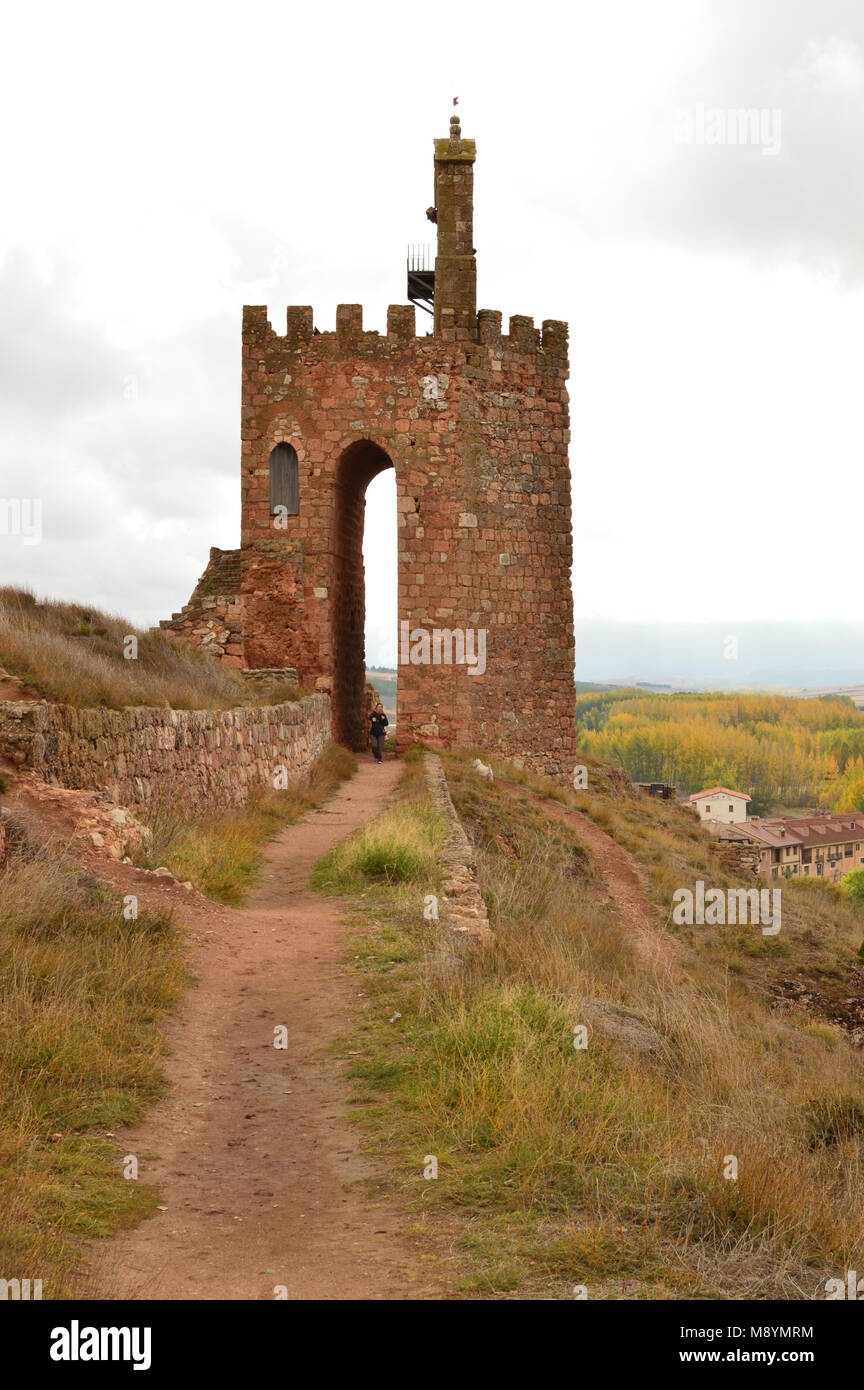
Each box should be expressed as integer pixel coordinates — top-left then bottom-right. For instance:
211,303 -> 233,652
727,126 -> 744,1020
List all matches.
575,688 -> 864,812
0,588 -> 301,710
823,758 -> 864,814
366,669 -> 396,716
0,817 -> 187,1297
319,749 -> 864,1298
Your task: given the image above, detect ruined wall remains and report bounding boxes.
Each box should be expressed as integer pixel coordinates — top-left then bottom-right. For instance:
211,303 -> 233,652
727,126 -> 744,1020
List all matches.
0,695 -> 330,809
160,547 -> 244,666
711,838 -> 762,879
425,753 -> 490,936
162,117 -> 578,779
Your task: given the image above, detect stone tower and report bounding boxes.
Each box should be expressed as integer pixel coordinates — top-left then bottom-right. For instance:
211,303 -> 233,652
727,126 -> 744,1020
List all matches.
162,116 -> 577,776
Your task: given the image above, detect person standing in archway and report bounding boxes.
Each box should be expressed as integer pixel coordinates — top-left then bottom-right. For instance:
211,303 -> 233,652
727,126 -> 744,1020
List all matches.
369,702 -> 388,763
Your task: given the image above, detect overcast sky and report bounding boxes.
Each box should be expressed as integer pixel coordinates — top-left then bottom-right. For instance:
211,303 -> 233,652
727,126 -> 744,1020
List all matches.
1,0 -> 862,673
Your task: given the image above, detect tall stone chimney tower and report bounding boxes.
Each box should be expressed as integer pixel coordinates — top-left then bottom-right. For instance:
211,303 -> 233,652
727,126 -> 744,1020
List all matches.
433,112 -> 477,338
162,117 -> 578,778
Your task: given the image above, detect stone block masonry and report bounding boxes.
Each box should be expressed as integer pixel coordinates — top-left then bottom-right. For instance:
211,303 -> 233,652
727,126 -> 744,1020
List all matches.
425,754 -> 490,937
159,546 -> 244,667
0,695 -> 330,810
161,115 -> 578,780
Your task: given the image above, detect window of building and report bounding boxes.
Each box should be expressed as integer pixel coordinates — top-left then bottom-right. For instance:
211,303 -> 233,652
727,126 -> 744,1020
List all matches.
269,443 -> 300,516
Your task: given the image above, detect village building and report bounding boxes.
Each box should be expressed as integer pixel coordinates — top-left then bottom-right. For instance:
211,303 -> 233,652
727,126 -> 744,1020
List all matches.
714,813 -> 864,883
689,787 -> 751,824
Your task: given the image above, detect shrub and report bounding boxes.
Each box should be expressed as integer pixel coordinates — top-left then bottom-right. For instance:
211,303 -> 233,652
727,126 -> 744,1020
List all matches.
842,866 -> 864,909
803,1094 -> 864,1149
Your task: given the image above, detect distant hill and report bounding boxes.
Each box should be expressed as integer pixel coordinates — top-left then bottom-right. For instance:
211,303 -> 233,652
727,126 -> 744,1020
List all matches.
575,686 -> 864,812
367,669 -> 396,718
574,619 -> 864,690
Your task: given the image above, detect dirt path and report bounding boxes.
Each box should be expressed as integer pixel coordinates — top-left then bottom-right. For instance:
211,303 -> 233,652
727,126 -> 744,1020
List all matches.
84,757 -> 426,1300
0,664 -> 40,701
499,780 -> 675,968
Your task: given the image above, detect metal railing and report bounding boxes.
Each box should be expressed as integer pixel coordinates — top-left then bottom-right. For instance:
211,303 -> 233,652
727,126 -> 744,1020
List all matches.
407,243 -> 434,272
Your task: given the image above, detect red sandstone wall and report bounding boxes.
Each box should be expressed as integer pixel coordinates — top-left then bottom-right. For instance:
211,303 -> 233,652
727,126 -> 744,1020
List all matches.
238,302 -> 576,774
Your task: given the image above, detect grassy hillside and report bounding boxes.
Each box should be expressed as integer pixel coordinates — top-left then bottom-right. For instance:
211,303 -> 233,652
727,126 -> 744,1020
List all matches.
317,749 -> 864,1299
0,588 -> 301,709
0,816 -> 188,1297
575,688 -> 864,812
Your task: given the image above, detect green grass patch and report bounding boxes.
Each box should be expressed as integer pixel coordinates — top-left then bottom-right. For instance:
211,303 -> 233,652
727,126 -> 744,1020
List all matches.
311,801 -> 445,893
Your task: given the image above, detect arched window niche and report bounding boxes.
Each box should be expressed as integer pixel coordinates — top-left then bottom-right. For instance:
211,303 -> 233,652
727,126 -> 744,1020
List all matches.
269,442 -> 299,517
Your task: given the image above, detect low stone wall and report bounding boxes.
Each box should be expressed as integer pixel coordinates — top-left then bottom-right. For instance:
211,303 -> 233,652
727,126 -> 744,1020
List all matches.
712,840 -> 762,879
0,695 -> 330,809
425,753 -> 491,936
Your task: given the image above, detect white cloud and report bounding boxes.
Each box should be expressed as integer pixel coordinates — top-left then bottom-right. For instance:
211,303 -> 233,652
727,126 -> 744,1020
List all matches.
1,0 -> 862,672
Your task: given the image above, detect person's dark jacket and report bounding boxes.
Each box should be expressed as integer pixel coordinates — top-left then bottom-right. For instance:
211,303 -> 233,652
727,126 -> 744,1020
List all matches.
370,711 -> 388,739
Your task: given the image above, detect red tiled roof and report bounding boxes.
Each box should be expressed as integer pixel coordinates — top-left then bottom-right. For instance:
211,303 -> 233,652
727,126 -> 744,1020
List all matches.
762,815 -> 864,849
739,822 -> 803,849
740,814 -> 864,851
689,787 -> 751,803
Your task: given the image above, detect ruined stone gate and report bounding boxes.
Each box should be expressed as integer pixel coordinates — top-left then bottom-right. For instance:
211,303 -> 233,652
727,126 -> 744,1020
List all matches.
162,116 -> 577,775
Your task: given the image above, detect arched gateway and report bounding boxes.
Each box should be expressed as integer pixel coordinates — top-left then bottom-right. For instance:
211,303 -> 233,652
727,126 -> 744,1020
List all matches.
161,116 -> 578,776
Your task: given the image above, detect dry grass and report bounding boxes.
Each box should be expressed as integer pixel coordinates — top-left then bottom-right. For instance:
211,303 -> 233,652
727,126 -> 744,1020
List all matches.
324,751 -> 864,1299
0,824 -> 188,1297
567,777 -> 864,1012
0,740 -> 355,1292
0,587 -> 302,710
132,744 -> 358,902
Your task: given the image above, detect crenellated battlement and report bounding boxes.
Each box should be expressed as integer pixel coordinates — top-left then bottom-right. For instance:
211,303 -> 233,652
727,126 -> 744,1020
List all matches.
242,303 -> 568,364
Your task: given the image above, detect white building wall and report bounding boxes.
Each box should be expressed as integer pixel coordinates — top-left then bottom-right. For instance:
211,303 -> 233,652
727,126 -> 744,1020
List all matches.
694,793 -> 749,824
